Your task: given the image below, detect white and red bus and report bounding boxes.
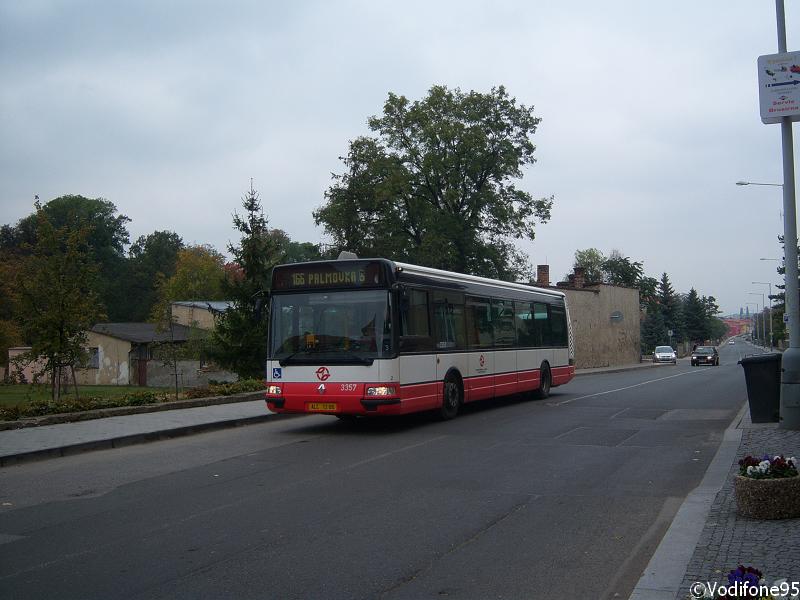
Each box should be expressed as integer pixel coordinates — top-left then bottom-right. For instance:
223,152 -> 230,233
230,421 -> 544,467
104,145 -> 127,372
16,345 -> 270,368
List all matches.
265,257 -> 575,419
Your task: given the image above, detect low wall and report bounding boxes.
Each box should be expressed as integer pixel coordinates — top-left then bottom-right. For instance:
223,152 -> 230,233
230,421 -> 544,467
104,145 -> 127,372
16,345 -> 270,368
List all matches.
146,360 -> 238,388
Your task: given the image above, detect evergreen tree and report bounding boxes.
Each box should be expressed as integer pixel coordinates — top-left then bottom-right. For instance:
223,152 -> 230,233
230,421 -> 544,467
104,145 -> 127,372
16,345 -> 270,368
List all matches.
683,288 -> 707,344
210,184 -> 282,378
657,273 -> 684,341
641,305 -> 668,353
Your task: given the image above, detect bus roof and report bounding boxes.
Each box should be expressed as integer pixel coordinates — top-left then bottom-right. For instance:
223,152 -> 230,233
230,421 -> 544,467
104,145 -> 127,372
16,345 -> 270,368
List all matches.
393,261 -> 565,299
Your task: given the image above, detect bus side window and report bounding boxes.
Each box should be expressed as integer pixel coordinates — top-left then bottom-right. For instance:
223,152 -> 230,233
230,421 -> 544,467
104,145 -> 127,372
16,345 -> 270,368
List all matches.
515,302 -> 534,347
433,292 -> 466,350
550,304 -> 568,346
400,289 -> 434,352
492,299 -> 516,347
466,296 -> 492,348
532,302 -> 549,347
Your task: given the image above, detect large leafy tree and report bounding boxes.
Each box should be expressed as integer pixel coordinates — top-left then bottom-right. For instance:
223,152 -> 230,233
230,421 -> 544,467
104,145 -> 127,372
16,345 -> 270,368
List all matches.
3,195 -> 131,320
210,185 -> 282,378
602,250 -> 643,287
14,204 -> 104,400
314,85 -> 553,280
638,276 -> 659,311
0,249 -> 23,370
572,248 -> 605,284
127,231 -> 184,322
267,229 -> 323,264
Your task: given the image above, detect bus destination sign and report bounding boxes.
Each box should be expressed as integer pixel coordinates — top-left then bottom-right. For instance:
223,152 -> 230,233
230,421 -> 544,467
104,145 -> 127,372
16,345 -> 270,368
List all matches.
272,261 -> 388,291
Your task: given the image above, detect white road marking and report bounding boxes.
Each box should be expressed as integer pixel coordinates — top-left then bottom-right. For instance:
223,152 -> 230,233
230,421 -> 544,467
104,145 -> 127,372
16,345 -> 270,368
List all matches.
549,369 -> 710,406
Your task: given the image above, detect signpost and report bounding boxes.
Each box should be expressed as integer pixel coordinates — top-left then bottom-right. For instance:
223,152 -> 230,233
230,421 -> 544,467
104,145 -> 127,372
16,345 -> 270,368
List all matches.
758,51 -> 800,124
759,1 -> 799,430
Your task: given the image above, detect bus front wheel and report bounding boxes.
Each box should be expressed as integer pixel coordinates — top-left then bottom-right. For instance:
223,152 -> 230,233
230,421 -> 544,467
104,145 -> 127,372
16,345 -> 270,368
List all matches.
533,363 -> 551,399
439,373 -> 462,420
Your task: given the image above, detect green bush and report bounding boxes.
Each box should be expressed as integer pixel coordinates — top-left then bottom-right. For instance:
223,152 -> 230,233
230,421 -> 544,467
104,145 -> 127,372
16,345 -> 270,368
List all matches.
124,391 -> 162,406
185,378 -> 266,400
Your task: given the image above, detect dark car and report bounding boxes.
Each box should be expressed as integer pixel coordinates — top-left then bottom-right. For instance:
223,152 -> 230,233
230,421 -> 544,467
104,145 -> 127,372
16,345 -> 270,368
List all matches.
691,346 -> 719,366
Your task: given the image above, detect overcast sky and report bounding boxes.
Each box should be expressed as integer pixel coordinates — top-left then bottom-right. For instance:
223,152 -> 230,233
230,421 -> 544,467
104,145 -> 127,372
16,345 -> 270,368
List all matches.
1,0 -> 799,316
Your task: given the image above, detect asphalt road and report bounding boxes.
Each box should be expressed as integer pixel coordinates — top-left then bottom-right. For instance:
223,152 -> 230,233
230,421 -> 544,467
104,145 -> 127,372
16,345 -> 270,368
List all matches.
0,342 -> 754,600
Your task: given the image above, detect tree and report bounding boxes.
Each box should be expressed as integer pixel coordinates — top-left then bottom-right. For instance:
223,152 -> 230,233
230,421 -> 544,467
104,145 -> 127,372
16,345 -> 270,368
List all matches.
602,250 -> 643,287
683,288 -> 707,344
4,195 -> 131,320
638,276 -> 659,311
127,231 -> 184,321
150,244 -> 226,322
314,85 -> 553,280
209,185 -> 283,378
0,246 -> 23,372
702,295 -> 726,343
267,229 -> 324,264
641,306 -> 667,353
14,204 -> 104,400
657,273 -> 684,340
572,248 -> 605,284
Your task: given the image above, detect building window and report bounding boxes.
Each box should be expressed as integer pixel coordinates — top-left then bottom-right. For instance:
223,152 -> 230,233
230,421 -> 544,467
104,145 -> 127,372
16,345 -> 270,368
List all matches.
87,347 -> 99,369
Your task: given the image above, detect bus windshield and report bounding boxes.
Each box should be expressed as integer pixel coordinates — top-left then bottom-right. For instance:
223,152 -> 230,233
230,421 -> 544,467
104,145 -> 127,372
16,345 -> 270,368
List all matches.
270,289 -> 392,364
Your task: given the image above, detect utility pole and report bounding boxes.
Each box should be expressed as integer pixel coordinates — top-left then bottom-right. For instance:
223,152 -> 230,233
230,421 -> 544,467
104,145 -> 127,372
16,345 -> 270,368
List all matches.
775,0 -> 800,429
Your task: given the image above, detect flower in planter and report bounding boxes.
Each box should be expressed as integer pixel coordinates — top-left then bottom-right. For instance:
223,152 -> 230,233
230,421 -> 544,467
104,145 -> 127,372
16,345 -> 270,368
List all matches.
738,455 -> 798,479
728,564 -> 763,587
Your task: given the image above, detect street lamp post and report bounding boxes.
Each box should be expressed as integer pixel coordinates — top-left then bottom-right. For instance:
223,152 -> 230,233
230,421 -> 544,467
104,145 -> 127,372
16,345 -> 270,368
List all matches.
753,282 -> 774,351
775,0 -> 800,430
737,0 -> 799,429
750,292 -> 767,349
746,302 -> 761,345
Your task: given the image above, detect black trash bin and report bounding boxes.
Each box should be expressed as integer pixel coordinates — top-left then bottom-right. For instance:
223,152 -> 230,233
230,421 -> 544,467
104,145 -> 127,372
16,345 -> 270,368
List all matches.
738,353 -> 782,423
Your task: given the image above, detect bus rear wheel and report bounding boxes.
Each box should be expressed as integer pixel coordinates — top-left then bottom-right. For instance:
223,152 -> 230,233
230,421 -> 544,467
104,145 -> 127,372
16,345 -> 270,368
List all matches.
439,373 -> 462,420
533,363 -> 551,399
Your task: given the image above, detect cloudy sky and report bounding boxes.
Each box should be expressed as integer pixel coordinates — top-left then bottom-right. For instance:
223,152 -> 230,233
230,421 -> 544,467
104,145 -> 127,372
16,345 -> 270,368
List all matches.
1,0 -> 798,315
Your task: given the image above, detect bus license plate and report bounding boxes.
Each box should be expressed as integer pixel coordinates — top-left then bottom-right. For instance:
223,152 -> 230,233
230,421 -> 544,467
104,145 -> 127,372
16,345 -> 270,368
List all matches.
308,402 -> 338,412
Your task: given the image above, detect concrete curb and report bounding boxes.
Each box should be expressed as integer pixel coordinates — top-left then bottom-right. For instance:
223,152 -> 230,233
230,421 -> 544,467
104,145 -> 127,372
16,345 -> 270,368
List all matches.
574,362 -> 671,377
627,400 -> 748,600
0,413 -> 282,467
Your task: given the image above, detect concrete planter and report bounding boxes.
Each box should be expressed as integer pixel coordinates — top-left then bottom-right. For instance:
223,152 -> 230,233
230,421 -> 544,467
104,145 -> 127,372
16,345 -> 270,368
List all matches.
734,474 -> 800,520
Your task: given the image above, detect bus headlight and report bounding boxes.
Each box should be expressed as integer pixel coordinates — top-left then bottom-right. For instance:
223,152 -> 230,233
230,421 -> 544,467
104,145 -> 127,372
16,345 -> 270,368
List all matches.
266,385 -> 282,396
366,385 -> 397,397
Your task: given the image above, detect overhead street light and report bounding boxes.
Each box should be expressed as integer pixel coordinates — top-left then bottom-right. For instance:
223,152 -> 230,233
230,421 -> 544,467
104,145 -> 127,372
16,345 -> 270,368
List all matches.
736,180 -> 784,187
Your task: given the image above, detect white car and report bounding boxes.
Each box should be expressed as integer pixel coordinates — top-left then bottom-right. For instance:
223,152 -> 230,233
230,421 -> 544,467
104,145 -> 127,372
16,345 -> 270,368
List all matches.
653,345 -> 677,364
728,340 -> 735,345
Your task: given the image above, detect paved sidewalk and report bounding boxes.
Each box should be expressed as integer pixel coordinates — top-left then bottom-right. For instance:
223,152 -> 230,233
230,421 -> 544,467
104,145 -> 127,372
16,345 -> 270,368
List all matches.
630,408 -> 800,600
0,400 -> 275,466
675,415 -> 800,599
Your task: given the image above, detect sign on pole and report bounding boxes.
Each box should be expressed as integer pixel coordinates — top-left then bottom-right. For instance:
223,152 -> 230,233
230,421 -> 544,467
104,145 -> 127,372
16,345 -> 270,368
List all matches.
757,51 -> 800,124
